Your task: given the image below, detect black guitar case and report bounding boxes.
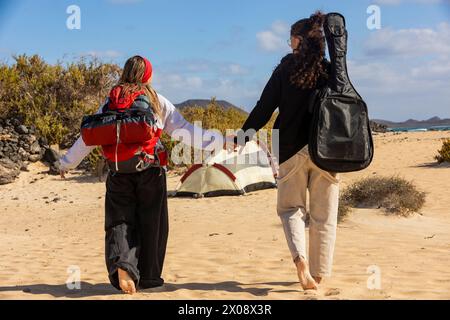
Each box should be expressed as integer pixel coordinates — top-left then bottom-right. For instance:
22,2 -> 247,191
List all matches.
308,12 -> 374,173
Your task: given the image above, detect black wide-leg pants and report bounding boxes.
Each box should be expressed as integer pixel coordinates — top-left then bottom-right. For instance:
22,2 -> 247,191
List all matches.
104,167 -> 168,291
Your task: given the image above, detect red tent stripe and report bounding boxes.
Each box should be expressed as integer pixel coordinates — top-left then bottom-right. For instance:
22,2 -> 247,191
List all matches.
212,163 -> 237,181
180,164 -> 203,183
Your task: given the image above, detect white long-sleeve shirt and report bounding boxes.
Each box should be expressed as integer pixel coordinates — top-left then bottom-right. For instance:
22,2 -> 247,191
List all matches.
59,93 -> 223,171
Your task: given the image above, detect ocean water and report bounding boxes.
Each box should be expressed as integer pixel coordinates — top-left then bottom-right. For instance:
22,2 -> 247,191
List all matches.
388,126 -> 450,132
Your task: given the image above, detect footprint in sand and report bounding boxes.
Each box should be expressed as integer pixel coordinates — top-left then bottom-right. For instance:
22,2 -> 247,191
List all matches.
324,288 -> 341,296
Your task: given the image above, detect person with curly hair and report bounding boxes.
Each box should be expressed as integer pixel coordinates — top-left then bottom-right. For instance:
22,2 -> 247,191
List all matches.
230,11 -> 339,290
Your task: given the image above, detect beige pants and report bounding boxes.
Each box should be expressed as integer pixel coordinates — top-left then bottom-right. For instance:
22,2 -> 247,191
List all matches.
277,146 -> 340,277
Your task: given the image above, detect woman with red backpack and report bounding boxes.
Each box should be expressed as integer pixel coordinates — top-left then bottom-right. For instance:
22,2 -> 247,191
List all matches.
59,55 -> 221,294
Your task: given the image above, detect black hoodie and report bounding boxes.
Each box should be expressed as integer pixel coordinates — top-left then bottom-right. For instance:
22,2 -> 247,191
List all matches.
238,54 -> 329,164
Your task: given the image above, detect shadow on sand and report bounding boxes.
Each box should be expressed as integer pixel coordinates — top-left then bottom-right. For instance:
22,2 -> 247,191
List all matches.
413,162 -> 450,169
0,281 -> 299,298
57,174 -> 105,184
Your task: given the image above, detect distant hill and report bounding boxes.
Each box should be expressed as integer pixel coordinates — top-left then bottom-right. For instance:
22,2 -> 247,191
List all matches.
175,99 -> 248,114
372,117 -> 450,129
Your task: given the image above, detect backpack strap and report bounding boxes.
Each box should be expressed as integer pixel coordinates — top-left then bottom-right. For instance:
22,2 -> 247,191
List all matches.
132,94 -> 152,110
101,95 -> 152,113
101,99 -> 110,113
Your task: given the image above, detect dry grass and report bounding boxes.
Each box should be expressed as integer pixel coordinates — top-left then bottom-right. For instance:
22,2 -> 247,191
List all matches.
338,176 -> 426,220
435,138 -> 450,164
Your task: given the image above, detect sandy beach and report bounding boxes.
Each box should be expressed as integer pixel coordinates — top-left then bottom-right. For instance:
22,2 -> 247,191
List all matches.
0,131 -> 449,300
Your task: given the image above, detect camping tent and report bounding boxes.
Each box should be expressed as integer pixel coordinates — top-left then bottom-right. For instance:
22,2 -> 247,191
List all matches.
172,141 -> 277,197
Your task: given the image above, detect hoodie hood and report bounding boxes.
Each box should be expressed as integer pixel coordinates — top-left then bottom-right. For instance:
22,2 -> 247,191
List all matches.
108,85 -> 145,110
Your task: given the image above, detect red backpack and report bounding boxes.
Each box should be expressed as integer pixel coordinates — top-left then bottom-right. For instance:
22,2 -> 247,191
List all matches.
81,86 -> 168,173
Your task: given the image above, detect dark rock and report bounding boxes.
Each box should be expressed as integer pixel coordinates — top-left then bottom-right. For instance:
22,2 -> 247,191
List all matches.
0,158 -> 21,185
370,121 -> 388,133
30,141 -> 41,154
60,132 -> 80,149
23,134 -> 37,145
16,125 -> 29,134
38,137 -> 49,147
18,147 -> 29,162
10,154 -> 20,162
28,154 -> 42,163
43,147 -> 60,164
20,162 -> 29,172
49,161 -> 61,175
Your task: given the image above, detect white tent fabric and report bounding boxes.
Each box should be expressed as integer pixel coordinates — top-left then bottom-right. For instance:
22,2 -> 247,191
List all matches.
173,141 -> 277,197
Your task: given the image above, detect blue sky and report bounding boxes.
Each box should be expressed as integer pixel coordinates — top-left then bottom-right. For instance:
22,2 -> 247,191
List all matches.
0,0 -> 449,121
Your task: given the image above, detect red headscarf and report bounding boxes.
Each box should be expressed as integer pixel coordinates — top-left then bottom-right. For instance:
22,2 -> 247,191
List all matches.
141,56 -> 152,83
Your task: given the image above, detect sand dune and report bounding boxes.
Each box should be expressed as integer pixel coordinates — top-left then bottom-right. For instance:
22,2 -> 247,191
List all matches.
0,131 -> 449,300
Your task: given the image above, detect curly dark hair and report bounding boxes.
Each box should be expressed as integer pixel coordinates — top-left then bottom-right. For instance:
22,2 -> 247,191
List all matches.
282,11 -> 328,90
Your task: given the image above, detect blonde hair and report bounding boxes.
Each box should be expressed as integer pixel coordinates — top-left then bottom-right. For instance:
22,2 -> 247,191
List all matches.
117,55 -> 162,119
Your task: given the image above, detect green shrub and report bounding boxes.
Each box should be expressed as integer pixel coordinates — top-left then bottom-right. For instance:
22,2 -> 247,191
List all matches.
0,54 -> 121,145
435,138 -> 450,163
337,200 -> 352,222
339,176 -> 426,218
85,147 -> 104,172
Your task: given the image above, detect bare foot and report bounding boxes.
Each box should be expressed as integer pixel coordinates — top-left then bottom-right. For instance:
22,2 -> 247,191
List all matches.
118,268 -> 136,295
294,257 -> 318,290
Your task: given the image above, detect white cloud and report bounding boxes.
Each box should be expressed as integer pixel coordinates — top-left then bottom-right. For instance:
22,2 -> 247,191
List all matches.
153,73 -> 203,90
152,69 -> 262,109
347,57 -> 450,120
224,63 -> 249,75
84,50 -> 123,58
256,21 -> 290,52
152,58 -> 257,108
374,0 -> 448,4
158,59 -> 250,77
107,0 -> 142,4
350,21 -> 450,120
364,22 -> 450,57
271,21 -> 289,35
